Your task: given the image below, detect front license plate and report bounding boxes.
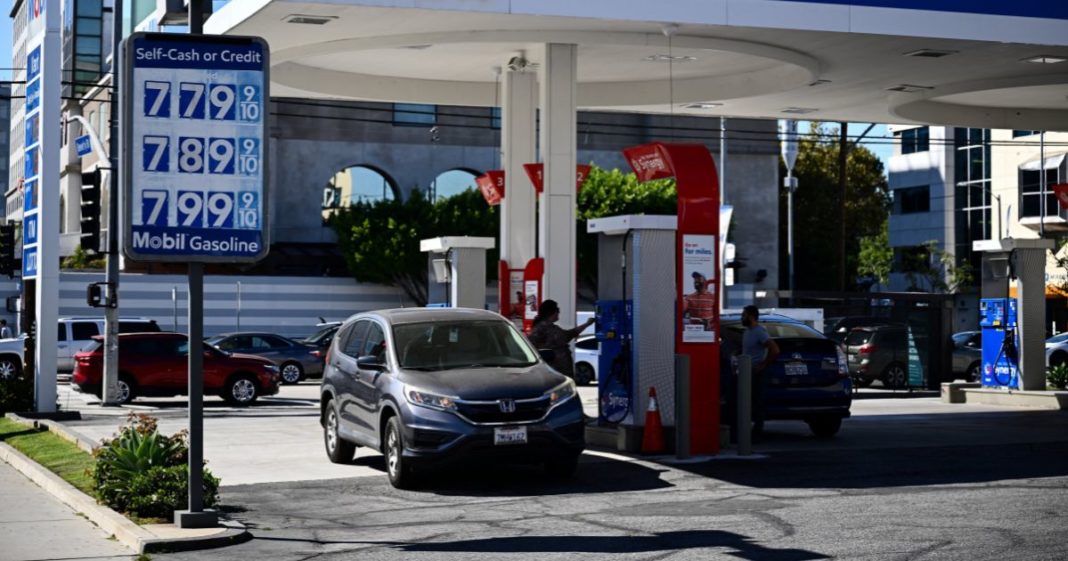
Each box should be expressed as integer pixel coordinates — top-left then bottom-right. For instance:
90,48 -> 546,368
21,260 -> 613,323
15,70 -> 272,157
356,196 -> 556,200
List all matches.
494,426 -> 528,446
785,362 -> 808,376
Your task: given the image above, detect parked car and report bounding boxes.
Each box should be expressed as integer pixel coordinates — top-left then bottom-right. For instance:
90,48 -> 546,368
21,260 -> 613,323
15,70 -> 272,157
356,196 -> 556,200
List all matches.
824,316 -> 894,345
300,321 -> 342,358
572,335 -> 599,385
320,308 -> 585,489
951,331 -> 982,382
844,324 -> 911,388
720,313 -> 851,437
57,317 -> 160,372
0,335 -> 25,379
205,332 -> 322,384
1046,332 -> 1068,368
72,332 -> 281,405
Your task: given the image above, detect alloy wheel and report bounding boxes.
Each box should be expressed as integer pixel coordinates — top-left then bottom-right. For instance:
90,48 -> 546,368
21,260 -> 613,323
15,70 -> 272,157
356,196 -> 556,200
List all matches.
117,380 -> 131,404
232,378 -> 257,403
281,363 -> 302,384
326,409 -> 338,453
386,425 -> 400,477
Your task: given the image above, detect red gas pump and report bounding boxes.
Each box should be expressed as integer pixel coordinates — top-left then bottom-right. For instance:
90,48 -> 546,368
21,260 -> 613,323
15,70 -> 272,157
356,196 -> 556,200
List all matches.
623,142 -> 721,455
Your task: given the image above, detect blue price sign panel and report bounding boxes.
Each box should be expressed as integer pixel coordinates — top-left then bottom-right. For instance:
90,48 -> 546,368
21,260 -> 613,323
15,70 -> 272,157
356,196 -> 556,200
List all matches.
22,45 -> 43,278
122,33 -> 269,263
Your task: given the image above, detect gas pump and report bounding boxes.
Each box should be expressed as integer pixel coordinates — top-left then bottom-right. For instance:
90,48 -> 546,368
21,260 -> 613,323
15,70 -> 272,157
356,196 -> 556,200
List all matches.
979,298 -> 1019,388
596,299 -> 632,424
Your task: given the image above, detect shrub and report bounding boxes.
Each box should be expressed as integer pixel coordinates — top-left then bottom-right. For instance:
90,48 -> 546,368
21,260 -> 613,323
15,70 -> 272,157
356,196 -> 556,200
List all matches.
93,413 -> 220,517
0,374 -> 34,414
1048,363 -> 1068,390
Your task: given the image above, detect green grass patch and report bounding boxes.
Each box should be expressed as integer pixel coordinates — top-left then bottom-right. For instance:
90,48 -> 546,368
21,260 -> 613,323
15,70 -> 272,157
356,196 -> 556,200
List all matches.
0,417 -> 96,495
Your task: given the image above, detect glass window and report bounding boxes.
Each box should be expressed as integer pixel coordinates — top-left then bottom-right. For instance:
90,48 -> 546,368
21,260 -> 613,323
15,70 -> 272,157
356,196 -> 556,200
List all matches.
262,336 -> 291,349
899,127 -> 929,155
363,323 -> 387,359
845,330 -> 874,346
576,337 -> 598,351
393,103 -> 435,126
393,320 -> 537,370
894,186 -> 930,214
1013,130 -> 1039,138
342,321 -> 370,358
71,322 -> 100,340
57,323 -> 67,342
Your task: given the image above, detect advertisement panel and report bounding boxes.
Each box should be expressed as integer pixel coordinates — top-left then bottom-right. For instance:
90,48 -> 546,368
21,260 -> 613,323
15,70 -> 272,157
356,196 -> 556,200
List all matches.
123,33 -> 269,263
680,234 -> 716,343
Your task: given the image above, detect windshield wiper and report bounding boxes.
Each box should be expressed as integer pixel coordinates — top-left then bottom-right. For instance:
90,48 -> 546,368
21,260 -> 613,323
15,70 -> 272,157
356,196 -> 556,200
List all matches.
441,362 -> 537,370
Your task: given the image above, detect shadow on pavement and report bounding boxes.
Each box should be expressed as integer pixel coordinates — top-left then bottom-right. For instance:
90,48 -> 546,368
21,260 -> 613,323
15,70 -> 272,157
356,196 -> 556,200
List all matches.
850,389 -> 941,400
400,529 -> 828,560
419,454 -> 673,496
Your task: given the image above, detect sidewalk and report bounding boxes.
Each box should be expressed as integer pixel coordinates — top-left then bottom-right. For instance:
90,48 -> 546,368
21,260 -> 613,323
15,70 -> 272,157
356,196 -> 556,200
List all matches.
0,461 -> 133,561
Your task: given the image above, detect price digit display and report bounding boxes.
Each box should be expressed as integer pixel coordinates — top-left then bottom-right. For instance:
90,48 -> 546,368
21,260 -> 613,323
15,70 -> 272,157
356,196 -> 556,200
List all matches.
239,85 -> 261,122
238,137 -> 260,176
178,137 -> 205,174
209,84 -> 237,120
141,190 -> 169,226
208,137 -> 236,175
143,81 -> 171,118
178,82 -> 206,119
142,136 -> 170,172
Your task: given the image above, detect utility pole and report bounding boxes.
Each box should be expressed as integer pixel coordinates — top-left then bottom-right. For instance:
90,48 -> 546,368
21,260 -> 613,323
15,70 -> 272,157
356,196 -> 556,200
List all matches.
782,121 -> 799,299
101,0 -> 124,406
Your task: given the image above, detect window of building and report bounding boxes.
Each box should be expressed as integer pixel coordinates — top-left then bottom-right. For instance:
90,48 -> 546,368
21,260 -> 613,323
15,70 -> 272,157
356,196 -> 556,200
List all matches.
894,186 -> 930,214
491,107 -> 501,129
893,246 -> 930,273
1012,130 -> 1040,138
1019,155 -> 1066,218
897,127 -> 929,155
393,103 -> 436,126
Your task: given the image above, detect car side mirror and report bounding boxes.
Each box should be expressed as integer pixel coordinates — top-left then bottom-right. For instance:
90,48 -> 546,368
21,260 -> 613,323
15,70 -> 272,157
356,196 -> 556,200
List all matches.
538,349 -> 556,362
357,355 -> 386,371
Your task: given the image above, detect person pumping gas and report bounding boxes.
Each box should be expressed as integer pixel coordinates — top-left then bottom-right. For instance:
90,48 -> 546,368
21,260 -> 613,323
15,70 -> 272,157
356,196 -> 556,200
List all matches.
528,299 -> 595,380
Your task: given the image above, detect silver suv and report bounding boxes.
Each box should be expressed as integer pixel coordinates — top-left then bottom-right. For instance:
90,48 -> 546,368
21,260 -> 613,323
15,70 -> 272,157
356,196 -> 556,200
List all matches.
0,336 -> 25,379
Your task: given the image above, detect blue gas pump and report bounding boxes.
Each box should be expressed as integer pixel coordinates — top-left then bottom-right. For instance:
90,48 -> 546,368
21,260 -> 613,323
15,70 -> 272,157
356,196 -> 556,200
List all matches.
596,300 -> 633,424
980,298 -> 1019,388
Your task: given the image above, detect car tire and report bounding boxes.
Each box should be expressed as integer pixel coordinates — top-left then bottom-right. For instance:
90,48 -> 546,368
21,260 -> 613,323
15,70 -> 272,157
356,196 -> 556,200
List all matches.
280,362 -> 304,384
383,416 -> 417,489
116,374 -> 136,405
323,400 -> 356,464
966,361 -> 981,382
1051,352 -> 1067,368
544,452 -> 581,479
574,363 -> 595,386
224,373 -> 259,406
882,362 -> 908,389
0,356 -> 21,380
807,417 -> 842,437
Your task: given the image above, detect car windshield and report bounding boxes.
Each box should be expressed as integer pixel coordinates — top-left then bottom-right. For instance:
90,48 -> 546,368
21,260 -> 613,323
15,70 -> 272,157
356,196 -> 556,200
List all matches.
393,319 -> 538,370
303,325 -> 337,344
205,336 -> 225,346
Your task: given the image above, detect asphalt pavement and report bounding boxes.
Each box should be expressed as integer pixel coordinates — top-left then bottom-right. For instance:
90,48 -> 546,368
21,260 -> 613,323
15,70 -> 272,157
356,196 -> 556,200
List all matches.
43,382 -> 1068,560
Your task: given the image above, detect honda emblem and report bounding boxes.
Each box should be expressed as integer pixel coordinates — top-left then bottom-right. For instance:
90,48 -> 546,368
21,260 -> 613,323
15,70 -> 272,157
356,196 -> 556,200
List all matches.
498,399 -> 516,413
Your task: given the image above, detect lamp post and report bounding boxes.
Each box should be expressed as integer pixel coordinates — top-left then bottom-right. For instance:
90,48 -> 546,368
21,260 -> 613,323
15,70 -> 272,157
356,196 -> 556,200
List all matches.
782,121 -> 799,298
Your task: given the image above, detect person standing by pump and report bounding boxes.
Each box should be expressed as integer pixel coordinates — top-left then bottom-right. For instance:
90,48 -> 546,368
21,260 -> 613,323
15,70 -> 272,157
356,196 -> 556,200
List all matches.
528,299 -> 595,380
742,305 -> 779,436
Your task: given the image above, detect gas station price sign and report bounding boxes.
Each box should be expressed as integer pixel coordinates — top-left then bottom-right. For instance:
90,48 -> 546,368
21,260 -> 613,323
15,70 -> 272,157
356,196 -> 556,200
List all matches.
123,33 -> 269,263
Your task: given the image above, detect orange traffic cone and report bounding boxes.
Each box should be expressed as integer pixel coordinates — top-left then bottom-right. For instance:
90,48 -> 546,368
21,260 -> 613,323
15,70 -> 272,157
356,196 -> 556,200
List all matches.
641,387 -> 666,454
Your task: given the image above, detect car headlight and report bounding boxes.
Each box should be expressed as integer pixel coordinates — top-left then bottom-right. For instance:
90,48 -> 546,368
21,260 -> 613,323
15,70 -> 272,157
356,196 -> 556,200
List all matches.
406,387 -> 458,411
548,379 -> 576,406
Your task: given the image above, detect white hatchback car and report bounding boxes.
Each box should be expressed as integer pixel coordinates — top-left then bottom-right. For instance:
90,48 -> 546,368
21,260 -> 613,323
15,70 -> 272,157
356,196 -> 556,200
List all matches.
573,335 -> 599,386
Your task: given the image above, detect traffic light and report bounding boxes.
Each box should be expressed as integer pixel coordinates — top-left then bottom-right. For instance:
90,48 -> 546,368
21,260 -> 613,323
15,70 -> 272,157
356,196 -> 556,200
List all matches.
0,224 -> 15,278
80,169 -> 102,254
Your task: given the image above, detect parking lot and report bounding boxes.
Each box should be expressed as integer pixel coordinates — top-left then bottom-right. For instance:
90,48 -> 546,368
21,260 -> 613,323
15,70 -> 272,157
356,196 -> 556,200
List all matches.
51,381 -> 1068,560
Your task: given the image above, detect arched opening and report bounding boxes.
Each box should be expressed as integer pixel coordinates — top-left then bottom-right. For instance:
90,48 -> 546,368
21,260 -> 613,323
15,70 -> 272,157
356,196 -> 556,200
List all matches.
429,168 -> 480,201
322,164 -> 399,221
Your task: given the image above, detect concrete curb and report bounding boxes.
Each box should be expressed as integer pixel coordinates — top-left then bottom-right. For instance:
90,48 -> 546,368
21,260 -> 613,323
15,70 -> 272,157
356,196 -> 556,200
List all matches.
0,421 -> 252,553
961,388 -> 1068,410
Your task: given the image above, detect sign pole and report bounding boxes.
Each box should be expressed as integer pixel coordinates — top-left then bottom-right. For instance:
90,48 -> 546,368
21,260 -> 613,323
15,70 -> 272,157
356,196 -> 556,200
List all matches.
101,0 -> 124,406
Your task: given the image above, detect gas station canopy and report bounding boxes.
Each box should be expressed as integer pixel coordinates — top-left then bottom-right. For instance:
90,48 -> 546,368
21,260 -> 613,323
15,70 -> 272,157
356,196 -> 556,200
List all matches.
209,1 -> 1068,129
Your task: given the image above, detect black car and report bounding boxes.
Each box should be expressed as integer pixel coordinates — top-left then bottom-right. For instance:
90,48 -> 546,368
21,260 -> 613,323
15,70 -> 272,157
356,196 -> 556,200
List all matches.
721,313 -> 852,436
320,308 -> 585,488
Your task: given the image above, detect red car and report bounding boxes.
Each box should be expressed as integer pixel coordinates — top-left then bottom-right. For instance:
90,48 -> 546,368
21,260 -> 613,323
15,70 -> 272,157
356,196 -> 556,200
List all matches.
72,332 -> 281,405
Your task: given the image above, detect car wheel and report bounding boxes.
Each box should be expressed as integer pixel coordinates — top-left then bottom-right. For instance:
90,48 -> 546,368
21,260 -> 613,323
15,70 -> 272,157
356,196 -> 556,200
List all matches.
280,362 -> 304,384
966,361 -> 981,382
574,363 -> 595,386
324,400 -> 356,464
224,374 -> 259,406
0,357 -> 21,380
807,417 -> 842,438
116,375 -> 136,405
383,416 -> 417,489
545,452 -> 581,479
1051,352 -> 1067,368
882,363 -> 908,389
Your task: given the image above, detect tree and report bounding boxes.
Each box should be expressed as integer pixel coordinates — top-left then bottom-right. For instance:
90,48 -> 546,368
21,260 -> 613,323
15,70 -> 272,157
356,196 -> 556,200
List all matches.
577,166 -> 676,298
857,220 -> 892,290
61,245 -> 106,270
901,240 -> 974,293
328,189 -> 498,306
780,123 -> 890,291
